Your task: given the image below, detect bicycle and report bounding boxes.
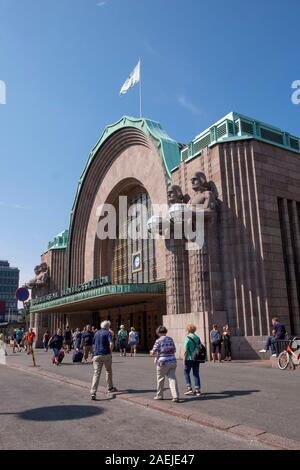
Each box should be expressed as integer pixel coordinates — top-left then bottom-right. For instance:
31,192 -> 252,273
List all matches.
277,337 -> 300,370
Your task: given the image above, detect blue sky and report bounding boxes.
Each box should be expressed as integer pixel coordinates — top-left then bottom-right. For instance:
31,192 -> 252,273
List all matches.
0,0 -> 300,286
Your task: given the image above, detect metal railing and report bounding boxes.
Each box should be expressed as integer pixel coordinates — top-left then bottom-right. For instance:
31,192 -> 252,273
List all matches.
275,336 -> 300,355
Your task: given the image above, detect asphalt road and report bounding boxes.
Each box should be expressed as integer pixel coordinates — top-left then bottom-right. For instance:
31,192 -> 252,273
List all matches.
5,349 -> 300,441
0,365 -> 271,450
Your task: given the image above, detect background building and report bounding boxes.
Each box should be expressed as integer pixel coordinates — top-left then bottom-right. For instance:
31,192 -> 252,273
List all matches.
0,260 -> 19,322
28,113 -> 300,358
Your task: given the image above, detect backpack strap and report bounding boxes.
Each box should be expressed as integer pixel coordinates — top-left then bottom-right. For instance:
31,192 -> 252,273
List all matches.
188,335 -> 200,346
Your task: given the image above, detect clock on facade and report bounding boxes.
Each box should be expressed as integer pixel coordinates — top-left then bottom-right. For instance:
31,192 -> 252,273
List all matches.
132,252 -> 142,272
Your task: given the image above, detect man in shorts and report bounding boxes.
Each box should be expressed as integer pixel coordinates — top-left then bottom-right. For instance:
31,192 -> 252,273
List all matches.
210,324 -> 222,363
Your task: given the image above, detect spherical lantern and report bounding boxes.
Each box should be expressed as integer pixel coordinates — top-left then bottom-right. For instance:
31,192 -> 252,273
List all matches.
168,204 -> 189,224
147,215 -> 163,235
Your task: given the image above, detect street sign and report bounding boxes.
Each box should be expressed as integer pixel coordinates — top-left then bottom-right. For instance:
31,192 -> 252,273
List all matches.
15,287 -> 30,302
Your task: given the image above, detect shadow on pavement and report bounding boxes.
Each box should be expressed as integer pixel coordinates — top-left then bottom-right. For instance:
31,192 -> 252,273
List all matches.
0,405 -> 104,422
182,389 -> 260,402
122,388 -> 157,394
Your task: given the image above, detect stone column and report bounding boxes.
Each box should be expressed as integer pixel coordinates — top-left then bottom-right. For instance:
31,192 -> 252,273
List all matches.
188,216 -> 225,351
165,238 -> 191,316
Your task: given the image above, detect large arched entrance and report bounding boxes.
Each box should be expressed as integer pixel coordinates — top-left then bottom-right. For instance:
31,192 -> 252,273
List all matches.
30,117 -> 181,350
93,178 -> 160,349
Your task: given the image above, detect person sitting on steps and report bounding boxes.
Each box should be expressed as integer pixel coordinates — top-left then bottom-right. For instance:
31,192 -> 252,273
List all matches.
259,317 -> 286,357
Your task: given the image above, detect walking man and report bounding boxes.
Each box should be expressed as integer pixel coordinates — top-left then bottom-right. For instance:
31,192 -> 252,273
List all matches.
117,324 -> 128,356
15,327 -> 24,352
90,320 -> 117,400
81,325 -> 94,362
210,324 -> 222,363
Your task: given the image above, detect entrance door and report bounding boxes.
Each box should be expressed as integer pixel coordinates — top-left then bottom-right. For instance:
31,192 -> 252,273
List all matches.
99,305 -> 162,352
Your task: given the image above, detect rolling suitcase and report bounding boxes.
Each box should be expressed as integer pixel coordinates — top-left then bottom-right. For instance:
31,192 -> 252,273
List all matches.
72,349 -> 83,363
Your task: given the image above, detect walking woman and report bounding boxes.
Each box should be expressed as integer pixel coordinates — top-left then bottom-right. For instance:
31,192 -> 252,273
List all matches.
128,327 -> 139,357
150,325 -> 179,403
183,324 -> 202,396
222,325 -> 232,361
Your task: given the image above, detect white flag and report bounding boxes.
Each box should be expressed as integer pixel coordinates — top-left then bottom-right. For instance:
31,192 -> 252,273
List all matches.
120,61 -> 140,95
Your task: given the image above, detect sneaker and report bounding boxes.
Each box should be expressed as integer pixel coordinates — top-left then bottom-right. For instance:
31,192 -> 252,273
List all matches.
91,394 -> 96,401
259,349 -> 267,353
108,387 -> 117,393
184,388 -> 194,396
272,354 -> 277,357
172,398 -> 180,403
153,396 -> 163,400
195,389 -> 202,397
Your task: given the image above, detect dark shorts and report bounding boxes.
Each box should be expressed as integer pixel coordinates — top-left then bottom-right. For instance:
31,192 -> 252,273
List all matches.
119,339 -> 127,349
211,341 -> 221,353
17,338 -> 22,345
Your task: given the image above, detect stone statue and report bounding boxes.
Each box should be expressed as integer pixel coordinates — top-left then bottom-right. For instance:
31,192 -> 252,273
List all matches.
189,171 -> 218,212
25,263 -> 50,299
25,265 -> 40,299
167,185 -> 190,205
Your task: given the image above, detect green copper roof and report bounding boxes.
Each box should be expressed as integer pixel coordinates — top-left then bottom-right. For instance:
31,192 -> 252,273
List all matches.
47,230 -> 69,251
90,116 -> 180,178
179,111 -> 300,166
70,116 -> 180,219
29,281 -> 166,313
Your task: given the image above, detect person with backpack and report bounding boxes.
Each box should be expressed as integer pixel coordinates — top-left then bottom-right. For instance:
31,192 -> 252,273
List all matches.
15,328 -> 24,352
128,327 -> 139,357
81,325 -> 94,362
182,324 -> 203,397
117,325 -> 128,357
210,324 -> 222,363
48,328 -> 64,365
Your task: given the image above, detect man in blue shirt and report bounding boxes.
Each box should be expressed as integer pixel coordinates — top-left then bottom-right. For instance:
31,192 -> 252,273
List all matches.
259,317 -> 286,357
91,320 -> 116,400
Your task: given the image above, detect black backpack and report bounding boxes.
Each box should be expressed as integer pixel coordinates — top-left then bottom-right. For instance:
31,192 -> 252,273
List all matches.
188,335 -> 207,363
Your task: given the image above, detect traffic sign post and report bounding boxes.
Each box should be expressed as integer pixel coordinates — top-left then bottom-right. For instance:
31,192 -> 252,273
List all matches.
15,287 -> 36,366
15,287 -> 30,303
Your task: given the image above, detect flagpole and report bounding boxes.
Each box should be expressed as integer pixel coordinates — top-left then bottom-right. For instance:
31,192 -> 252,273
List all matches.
139,58 -> 142,118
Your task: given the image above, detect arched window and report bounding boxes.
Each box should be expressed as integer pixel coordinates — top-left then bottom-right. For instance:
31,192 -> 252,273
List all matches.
111,192 -> 156,284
